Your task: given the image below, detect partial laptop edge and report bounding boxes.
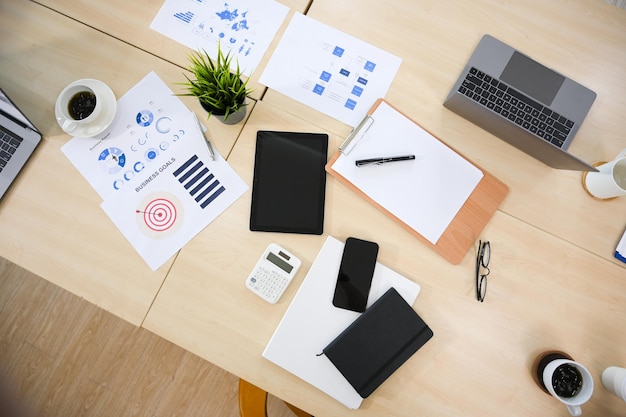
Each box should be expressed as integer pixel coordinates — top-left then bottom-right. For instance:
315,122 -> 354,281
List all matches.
444,34 -> 598,172
0,87 -> 42,200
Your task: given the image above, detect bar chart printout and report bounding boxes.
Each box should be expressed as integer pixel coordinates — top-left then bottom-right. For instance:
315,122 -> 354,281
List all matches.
62,72 -> 247,271
150,0 -> 289,76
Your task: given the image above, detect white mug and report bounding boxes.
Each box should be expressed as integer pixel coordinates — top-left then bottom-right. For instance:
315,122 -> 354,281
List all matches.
584,149 -> 626,199
55,79 -> 103,134
542,359 -> 594,416
601,366 -> 626,401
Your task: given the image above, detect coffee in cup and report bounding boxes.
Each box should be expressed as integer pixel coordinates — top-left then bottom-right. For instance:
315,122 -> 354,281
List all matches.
55,80 -> 104,135
542,359 -> 594,416
551,363 -> 583,397
67,89 -> 97,120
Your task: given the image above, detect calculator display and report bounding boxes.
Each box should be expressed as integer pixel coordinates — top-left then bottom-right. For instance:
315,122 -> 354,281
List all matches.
266,251 -> 293,274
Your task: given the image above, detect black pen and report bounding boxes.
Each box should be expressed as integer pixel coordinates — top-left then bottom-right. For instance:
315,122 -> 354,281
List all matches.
355,154 -> 416,167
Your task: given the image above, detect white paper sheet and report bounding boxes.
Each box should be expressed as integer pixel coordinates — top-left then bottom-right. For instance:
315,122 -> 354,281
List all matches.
263,236 -> 421,409
260,13 -> 402,127
616,228 -> 626,263
62,72 -> 248,270
100,126 -> 248,270
150,0 -> 289,76
62,72 -> 197,200
331,102 -> 483,244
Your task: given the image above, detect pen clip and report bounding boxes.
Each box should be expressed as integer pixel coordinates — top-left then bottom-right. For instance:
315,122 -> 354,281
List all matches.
340,115 -> 374,155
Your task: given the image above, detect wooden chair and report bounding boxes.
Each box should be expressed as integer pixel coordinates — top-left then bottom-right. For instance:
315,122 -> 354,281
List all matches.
238,379 -> 313,417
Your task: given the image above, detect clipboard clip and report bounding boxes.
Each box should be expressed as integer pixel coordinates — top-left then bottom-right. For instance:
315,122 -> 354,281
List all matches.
339,115 -> 374,155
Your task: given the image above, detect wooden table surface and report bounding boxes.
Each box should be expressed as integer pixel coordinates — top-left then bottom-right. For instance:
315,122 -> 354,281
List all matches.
144,100 -> 626,416
0,0 -> 252,325
2,0 -> 625,415
33,0 -> 312,101
264,0 -> 626,264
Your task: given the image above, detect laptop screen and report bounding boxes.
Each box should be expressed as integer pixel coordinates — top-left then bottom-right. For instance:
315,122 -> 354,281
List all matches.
0,89 -> 38,132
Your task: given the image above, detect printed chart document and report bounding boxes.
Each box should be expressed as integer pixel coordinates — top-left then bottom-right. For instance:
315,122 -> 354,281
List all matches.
263,236 -> 421,409
150,0 -> 289,76
62,72 -> 248,270
260,13 -> 402,127
62,72 -> 194,200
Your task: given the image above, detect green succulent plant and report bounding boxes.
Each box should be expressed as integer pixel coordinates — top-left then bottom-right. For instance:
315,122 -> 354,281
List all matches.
178,45 -> 252,121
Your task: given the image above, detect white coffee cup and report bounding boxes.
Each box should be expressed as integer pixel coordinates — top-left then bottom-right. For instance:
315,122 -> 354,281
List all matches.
55,79 -> 103,134
584,149 -> 626,199
542,359 -> 594,416
601,366 -> 626,401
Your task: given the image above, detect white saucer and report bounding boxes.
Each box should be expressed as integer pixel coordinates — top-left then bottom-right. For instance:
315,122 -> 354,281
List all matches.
55,79 -> 117,137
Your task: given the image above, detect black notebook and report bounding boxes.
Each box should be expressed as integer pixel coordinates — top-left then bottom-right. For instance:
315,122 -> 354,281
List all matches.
322,287 -> 433,398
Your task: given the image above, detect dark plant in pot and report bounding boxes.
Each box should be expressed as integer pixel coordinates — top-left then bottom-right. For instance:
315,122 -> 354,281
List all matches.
178,44 -> 253,124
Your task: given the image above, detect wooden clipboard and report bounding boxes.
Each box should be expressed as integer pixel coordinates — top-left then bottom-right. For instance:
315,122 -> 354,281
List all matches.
325,99 -> 508,264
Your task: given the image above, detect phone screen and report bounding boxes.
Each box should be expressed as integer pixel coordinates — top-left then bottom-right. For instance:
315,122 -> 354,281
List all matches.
332,237 -> 379,312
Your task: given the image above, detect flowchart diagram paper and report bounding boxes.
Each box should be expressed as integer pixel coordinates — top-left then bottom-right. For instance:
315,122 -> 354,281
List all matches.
260,13 -> 402,127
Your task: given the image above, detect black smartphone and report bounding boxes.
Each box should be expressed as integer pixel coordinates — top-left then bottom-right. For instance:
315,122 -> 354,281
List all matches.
332,237 -> 379,312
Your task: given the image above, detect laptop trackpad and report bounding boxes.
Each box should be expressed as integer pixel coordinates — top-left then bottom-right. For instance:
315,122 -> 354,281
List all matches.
500,51 -> 565,106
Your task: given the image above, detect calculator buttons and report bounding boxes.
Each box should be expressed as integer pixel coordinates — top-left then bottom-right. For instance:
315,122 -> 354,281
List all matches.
247,266 -> 290,303
245,243 -> 301,304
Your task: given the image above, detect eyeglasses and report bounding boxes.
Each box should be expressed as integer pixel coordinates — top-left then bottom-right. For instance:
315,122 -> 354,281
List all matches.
475,240 -> 490,302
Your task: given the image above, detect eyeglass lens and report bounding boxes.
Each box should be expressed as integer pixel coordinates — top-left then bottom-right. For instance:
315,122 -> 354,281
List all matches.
476,241 -> 490,302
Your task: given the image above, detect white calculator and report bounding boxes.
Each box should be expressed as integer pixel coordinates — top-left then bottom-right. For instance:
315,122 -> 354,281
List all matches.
246,243 -> 301,304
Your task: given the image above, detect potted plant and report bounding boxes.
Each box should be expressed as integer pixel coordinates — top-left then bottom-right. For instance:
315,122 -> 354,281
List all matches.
178,44 -> 253,124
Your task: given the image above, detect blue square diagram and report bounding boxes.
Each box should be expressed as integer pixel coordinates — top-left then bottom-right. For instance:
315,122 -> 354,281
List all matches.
345,99 -> 357,110
364,61 -> 376,72
351,86 -> 364,97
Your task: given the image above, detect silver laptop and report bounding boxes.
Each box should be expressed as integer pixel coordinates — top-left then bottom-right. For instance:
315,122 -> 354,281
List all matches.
444,34 -> 598,171
0,88 -> 42,200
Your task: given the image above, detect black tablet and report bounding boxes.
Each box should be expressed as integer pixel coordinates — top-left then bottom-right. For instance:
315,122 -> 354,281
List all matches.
250,131 -> 328,235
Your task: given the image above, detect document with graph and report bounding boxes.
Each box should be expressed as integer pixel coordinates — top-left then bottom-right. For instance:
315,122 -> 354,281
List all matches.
100,124 -> 247,271
61,71 -> 199,201
63,72 -> 248,271
150,0 -> 289,76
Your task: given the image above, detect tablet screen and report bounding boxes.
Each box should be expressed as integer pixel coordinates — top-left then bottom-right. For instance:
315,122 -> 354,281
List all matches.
250,131 -> 328,234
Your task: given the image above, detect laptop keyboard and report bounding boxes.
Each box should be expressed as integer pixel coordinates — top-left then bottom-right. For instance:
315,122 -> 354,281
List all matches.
0,128 -> 23,173
458,67 -> 574,148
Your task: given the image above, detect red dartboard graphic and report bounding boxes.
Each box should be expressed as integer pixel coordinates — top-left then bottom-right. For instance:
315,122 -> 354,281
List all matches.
138,198 -> 177,231
136,193 -> 183,239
